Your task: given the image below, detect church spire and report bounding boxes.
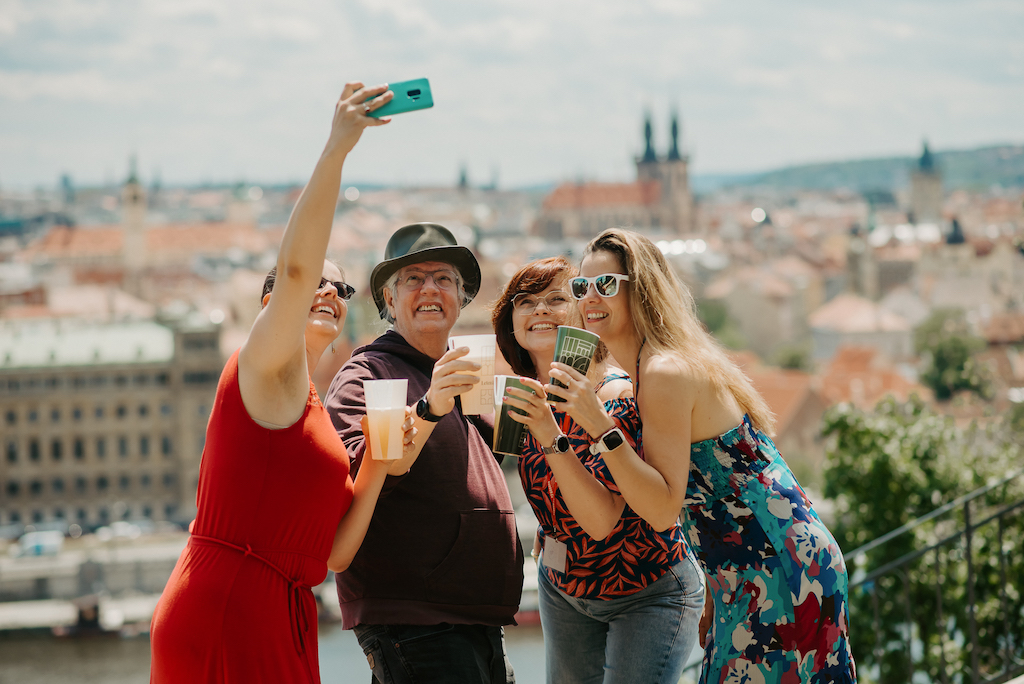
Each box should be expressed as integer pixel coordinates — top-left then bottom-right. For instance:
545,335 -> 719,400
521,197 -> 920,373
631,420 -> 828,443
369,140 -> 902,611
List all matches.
668,111 -> 681,161
640,113 -> 657,163
918,140 -> 935,173
126,153 -> 140,185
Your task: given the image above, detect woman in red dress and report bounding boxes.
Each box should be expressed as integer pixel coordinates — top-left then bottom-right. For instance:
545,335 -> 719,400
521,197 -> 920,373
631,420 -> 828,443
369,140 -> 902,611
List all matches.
150,82 -> 415,683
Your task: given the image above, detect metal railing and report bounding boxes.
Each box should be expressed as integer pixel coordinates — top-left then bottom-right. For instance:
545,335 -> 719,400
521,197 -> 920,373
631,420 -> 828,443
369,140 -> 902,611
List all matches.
678,468 -> 1024,684
847,468 -> 1024,684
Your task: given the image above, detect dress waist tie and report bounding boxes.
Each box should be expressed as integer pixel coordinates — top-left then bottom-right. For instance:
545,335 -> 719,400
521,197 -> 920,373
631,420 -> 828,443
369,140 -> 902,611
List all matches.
189,534 -> 316,681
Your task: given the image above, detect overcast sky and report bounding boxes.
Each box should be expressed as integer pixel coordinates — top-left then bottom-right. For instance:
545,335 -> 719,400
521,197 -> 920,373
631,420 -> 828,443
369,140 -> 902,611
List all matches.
1,0 -> 1021,190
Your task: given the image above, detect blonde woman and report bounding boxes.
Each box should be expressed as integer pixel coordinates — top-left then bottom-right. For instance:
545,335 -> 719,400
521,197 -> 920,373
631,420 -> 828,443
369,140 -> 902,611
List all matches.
559,229 -> 856,683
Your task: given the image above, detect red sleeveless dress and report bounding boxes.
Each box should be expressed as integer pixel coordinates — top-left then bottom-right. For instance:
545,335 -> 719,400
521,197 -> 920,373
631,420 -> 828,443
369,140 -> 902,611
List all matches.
150,350 -> 354,683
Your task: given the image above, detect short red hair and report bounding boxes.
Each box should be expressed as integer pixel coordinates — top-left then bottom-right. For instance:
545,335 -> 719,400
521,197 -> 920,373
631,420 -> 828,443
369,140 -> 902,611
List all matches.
490,257 -> 579,378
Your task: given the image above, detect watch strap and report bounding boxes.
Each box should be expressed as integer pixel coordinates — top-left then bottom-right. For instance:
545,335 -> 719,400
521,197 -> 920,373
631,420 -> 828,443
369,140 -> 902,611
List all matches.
589,427 -> 625,455
541,434 -> 570,455
416,395 -> 444,423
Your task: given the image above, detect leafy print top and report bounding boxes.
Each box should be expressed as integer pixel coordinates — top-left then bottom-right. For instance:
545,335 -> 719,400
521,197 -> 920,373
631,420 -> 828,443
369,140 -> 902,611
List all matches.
518,373 -> 688,599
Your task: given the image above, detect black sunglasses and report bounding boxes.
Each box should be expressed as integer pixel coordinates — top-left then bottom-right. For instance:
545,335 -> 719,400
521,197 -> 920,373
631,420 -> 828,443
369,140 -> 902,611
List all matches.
319,277 -> 356,301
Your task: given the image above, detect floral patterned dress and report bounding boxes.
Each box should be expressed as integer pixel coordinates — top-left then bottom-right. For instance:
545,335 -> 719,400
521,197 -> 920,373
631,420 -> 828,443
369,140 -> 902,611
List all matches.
681,415 -> 857,684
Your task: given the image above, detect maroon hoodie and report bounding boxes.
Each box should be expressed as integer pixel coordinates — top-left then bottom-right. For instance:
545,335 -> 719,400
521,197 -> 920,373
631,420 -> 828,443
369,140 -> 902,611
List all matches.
324,330 -> 524,629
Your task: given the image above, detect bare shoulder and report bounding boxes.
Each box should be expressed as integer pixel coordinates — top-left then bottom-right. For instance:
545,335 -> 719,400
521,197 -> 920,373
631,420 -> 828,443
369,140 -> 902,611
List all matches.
643,351 -> 705,389
639,352 -> 708,414
596,365 -> 633,403
598,378 -> 633,402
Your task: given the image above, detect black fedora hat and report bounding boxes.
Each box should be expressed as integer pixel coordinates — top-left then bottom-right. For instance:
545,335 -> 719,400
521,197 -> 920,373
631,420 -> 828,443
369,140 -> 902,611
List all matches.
370,223 -> 481,318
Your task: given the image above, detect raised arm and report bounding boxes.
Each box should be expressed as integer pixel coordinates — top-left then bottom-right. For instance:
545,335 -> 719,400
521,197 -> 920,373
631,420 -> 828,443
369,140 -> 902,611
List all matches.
547,357 -> 695,532
239,83 -> 391,412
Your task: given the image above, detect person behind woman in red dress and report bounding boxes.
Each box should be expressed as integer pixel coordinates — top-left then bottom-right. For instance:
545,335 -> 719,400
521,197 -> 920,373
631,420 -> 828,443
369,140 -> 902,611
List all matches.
150,81 -> 417,684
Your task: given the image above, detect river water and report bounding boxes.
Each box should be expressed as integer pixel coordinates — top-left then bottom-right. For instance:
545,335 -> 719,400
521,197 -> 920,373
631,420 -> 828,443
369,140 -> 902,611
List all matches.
0,623 -> 548,684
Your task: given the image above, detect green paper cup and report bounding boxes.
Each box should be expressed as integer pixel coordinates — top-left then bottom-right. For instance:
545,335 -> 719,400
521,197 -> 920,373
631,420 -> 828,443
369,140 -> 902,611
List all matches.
547,325 -> 601,402
493,375 -> 532,457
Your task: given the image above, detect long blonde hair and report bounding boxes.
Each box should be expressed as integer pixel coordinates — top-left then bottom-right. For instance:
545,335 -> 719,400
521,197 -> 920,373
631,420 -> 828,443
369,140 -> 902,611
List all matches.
584,229 -> 776,435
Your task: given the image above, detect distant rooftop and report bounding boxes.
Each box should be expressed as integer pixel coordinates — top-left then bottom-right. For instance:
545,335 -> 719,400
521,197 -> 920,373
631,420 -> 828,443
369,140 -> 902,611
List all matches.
809,293 -> 910,333
542,181 -> 661,211
0,319 -> 174,369
20,222 -> 278,262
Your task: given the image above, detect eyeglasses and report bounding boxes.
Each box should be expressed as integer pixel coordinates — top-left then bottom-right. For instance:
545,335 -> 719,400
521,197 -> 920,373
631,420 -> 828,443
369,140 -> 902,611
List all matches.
570,274 -> 630,300
318,277 -> 356,300
512,290 -> 571,315
397,269 -> 460,292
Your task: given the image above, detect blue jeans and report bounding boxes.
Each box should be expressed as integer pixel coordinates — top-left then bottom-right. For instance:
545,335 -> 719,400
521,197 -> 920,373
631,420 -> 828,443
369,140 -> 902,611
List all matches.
538,553 -> 704,684
352,623 -> 515,684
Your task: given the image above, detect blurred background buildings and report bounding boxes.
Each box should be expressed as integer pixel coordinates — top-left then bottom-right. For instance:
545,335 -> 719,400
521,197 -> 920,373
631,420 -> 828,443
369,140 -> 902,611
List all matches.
2,119 -> 1022,532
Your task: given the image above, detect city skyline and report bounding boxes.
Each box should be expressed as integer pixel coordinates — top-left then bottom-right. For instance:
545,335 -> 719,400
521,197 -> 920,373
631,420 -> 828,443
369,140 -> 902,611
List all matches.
1,0 -> 1021,190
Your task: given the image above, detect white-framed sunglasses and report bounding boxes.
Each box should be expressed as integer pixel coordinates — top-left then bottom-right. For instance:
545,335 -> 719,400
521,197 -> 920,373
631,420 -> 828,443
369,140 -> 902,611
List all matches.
570,273 -> 630,300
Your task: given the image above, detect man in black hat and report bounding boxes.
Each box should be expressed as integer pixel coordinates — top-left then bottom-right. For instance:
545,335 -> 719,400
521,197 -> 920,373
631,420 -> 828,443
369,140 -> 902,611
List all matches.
324,223 -> 524,683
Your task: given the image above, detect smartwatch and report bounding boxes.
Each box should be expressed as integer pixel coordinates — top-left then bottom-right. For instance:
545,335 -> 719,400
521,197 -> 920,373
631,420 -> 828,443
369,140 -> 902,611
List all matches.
589,427 -> 625,455
415,394 -> 444,423
541,434 -> 571,455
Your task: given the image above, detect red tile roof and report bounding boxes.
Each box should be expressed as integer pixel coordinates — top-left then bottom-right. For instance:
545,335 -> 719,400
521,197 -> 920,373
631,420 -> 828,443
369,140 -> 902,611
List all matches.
23,223 -> 279,262
983,313 -> 1024,345
728,351 -> 818,434
809,293 -> 910,333
819,345 -> 928,408
747,366 -> 817,434
542,181 -> 661,211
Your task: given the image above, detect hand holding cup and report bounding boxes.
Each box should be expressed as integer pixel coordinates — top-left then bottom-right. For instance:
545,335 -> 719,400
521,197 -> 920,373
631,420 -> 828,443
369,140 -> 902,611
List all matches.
360,407 -> 417,475
547,326 -> 601,402
447,334 -> 496,415
501,377 -> 561,451
545,363 -> 616,439
423,346 -> 482,419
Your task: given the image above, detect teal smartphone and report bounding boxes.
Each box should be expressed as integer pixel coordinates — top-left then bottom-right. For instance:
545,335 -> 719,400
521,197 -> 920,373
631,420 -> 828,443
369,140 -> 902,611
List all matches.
368,78 -> 433,118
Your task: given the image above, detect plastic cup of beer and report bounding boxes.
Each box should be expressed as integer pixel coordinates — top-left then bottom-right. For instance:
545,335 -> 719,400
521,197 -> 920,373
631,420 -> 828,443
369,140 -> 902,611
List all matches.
363,378 -> 408,460
447,334 -> 496,415
547,325 -> 601,402
493,375 -> 532,458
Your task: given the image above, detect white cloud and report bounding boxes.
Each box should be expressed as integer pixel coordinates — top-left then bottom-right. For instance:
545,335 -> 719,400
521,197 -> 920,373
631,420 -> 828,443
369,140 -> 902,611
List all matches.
0,69 -> 127,102
0,0 -> 1021,188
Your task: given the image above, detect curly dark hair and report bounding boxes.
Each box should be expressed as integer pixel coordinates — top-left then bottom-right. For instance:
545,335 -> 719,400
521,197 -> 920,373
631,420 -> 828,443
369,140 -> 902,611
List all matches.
261,266 -> 279,301
491,256 -> 592,378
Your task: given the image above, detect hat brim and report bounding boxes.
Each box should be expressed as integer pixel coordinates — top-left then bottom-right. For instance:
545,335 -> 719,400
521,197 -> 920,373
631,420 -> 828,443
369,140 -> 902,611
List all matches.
370,245 -> 482,318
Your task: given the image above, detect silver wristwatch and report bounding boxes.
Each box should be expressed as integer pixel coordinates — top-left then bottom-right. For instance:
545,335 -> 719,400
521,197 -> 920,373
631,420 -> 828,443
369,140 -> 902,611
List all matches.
541,434 -> 571,455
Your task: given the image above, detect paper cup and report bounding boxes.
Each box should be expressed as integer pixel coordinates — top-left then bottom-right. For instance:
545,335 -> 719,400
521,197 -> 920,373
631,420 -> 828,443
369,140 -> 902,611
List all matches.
547,325 -> 601,402
493,375 -> 532,458
447,334 -> 496,415
363,378 -> 408,460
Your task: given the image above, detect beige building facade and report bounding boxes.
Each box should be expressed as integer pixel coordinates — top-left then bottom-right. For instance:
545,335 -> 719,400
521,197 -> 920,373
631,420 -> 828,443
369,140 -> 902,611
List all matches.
910,141 -> 943,225
0,318 -> 222,530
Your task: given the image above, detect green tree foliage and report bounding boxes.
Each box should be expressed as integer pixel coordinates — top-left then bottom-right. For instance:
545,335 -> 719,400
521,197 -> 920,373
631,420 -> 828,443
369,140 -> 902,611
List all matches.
823,398 -> 1024,683
915,308 -> 993,401
697,300 -> 747,350
772,342 -> 811,371
1008,402 -> 1024,435
697,299 -> 729,334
